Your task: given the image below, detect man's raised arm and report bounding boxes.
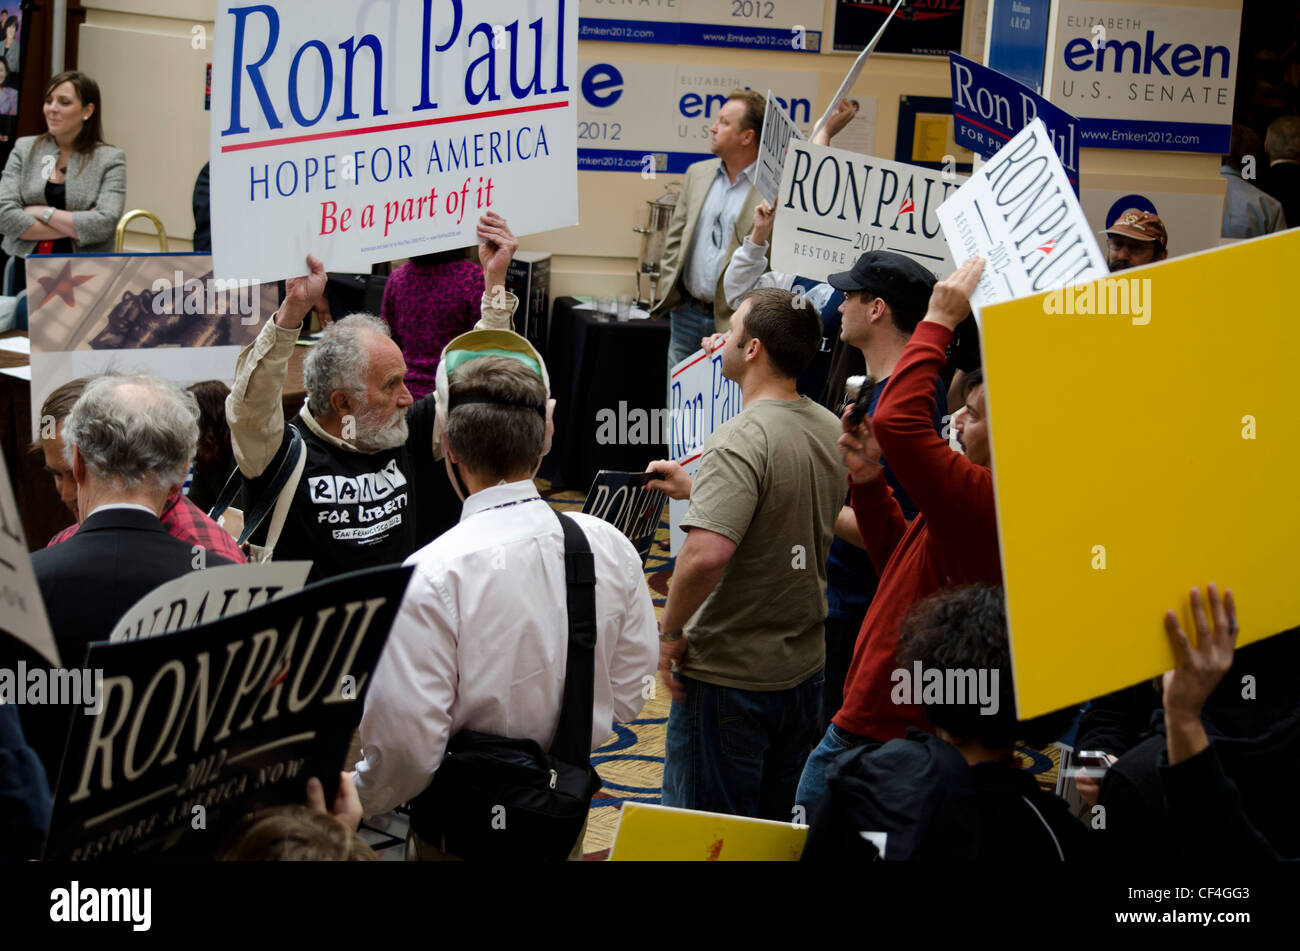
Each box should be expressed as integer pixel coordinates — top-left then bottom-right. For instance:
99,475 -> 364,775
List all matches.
225,254 -> 327,478
474,211 -> 520,331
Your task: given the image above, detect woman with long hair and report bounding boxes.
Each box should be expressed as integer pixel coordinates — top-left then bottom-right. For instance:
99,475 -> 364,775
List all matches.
0,70 -> 125,326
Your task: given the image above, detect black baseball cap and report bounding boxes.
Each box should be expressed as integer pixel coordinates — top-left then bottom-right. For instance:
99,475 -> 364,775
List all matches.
827,251 -> 936,327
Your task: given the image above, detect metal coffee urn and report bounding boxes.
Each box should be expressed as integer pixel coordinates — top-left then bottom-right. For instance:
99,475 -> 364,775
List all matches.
633,184 -> 680,310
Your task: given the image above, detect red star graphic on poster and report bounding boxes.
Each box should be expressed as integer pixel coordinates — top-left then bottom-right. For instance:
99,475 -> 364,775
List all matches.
897,198 -> 916,216
1037,239 -> 1056,255
37,261 -> 95,308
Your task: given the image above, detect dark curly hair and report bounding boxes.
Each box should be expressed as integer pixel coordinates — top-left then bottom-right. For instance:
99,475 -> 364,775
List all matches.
896,584 -> 1079,749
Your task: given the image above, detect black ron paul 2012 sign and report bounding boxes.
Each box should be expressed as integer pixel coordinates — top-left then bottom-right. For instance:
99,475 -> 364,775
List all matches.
42,565 -> 412,860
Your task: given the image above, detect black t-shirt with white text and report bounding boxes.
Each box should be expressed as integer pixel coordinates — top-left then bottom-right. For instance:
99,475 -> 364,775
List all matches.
245,395 -> 461,583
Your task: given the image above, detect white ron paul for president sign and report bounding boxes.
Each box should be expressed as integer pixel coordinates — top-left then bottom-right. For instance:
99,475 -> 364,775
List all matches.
210,0 -> 579,283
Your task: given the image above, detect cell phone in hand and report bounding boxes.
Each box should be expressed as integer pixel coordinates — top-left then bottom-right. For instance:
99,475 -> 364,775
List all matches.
1076,749 -> 1113,771
843,374 -> 877,426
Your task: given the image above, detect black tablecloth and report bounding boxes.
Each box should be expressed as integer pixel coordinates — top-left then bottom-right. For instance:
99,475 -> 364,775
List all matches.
541,298 -> 671,490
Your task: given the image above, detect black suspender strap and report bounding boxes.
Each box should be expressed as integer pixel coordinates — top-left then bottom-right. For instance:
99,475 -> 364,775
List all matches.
207,425 -> 304,548
548,509 -> 598,768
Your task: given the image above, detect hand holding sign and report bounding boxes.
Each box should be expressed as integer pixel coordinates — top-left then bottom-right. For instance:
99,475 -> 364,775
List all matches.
277,254 -> 327,330
815,98 -> 859,147
750,201 -> 775,247
477,211 -> 518,292
306,771 -> 364,833
700,330 -> 729,355
922,256 -> 986,332
645,459 -> 692,501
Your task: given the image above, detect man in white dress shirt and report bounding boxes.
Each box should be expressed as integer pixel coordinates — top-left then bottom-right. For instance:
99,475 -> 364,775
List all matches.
353,331 -> 658,859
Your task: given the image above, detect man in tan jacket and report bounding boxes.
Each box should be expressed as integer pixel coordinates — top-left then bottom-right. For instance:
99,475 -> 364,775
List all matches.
652,89 -> 767,368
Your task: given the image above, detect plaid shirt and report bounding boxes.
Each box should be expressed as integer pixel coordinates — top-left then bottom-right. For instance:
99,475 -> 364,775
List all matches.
47,494 -> 247,564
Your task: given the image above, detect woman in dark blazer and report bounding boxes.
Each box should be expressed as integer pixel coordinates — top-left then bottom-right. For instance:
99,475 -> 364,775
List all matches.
0,70 -> 125,322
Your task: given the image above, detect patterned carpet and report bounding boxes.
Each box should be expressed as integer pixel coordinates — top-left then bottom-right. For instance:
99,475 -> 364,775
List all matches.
358,480 -> 1062,860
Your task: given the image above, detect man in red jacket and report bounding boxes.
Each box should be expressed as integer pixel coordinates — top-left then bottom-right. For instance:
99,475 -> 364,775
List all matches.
795,256 -> 998,813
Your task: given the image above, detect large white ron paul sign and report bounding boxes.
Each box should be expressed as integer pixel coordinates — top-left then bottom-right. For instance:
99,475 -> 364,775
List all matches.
937,120 -> 1107,312
210,0 -> 579,283
771,139 -> 965,284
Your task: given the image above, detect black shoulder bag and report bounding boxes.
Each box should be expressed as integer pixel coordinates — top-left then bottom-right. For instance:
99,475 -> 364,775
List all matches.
408,509 -> 603,861
207,425 -> 305,559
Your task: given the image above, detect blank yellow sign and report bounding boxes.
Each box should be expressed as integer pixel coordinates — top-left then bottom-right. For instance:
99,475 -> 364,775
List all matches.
609,803 -> 806,861
980,229 -> 1300,719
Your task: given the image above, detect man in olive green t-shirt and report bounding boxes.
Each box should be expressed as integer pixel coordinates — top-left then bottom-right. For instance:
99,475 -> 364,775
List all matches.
647,287 -> 847,819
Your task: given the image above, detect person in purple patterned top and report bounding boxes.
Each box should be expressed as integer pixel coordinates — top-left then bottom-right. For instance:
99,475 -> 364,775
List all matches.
380,248 -> 486,399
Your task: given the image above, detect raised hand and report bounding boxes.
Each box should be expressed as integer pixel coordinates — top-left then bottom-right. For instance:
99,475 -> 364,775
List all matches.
277,254 -> 327,329
750,200 -> 775,246
923,256 -> 985,332
477,211 -> 518,292
1162,584 -> 1238,723
824,98 -> 858,140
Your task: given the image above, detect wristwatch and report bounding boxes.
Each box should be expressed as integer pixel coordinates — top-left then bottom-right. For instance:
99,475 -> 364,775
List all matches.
657,620 -> 682,643
40,206 -> 55,223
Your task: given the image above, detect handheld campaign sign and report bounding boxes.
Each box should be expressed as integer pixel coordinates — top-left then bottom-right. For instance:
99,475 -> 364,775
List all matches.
43,564 -> 412,860
981,230 -> 1300,719
110,562 -> 313,643
610,802 -> 806,861
582,472 -> 667,567
771,139 -> 964,284
814,0 -> 904,137
667,343 -> 743,555
948,52 -> 1080,195
755,89 -> 805,206
0,450 -> 58,667
209,0 -> 579,283
936,120 -> 1106,313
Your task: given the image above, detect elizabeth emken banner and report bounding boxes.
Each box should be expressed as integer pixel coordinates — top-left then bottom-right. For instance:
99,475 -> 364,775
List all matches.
210,0 -> 579,284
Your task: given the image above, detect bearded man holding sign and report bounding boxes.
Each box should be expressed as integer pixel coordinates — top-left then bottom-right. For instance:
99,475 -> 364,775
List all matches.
224,213 -> 520,582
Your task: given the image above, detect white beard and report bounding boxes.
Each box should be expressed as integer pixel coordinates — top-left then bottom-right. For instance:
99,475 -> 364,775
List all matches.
352,405 -> 408,452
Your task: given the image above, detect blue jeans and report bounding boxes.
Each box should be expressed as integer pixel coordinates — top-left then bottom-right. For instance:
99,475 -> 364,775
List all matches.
662,671 -> 823,821
794,723 -> 875,816
667,300 -> 717,370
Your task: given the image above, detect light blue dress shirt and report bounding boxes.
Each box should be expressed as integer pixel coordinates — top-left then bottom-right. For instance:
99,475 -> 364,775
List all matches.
683,160 -> 757,303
